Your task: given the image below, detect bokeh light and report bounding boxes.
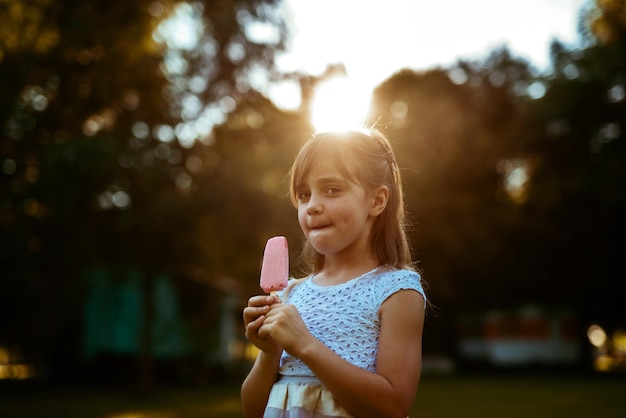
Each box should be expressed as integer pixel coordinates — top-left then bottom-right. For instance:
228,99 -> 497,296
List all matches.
0,346 -> 37,380
587,325 -> 626,372
587,324 -> 607,347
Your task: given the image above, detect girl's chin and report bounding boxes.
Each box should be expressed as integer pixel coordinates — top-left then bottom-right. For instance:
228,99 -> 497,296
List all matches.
307,228 -> 332,241
308,240 -> 341,257
307,233 -> 331,250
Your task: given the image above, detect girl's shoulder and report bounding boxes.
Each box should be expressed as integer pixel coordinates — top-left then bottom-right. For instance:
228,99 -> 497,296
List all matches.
374,266 -> 421,282
369,267 -> 425,303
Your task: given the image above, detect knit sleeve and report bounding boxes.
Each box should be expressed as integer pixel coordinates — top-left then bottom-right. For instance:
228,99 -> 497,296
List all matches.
378,269 -> 426,308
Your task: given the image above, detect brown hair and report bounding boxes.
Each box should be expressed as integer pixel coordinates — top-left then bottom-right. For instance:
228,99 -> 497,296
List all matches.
289,128 -> 414,274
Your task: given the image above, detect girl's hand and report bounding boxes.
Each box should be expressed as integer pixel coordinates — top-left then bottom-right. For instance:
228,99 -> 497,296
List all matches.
243,295 -> 282,354
259,303 -> 314,357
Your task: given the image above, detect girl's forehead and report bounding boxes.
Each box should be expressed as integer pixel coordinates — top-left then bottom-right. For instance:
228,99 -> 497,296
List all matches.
301,154 -> 356,180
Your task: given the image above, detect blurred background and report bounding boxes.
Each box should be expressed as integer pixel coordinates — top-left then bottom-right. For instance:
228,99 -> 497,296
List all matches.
1,0 -> 625,417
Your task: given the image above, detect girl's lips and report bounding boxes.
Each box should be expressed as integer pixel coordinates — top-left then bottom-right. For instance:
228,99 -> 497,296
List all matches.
309,223 -> 331,231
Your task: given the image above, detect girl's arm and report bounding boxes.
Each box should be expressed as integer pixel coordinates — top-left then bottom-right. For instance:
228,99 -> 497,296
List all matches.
241,350 -> 281,417
241,296 -> 283,418
262,289 -> 425,418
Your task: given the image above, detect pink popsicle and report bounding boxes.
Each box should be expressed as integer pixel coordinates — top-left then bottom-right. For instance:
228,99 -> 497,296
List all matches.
260,236 -> 289,295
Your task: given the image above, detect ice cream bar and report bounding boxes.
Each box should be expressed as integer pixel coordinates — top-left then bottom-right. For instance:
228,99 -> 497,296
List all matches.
260,236 -> 289,296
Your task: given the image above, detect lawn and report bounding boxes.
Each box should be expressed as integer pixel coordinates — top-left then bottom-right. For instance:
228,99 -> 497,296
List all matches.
0,373 -> 624,417
412,374 -> 625,418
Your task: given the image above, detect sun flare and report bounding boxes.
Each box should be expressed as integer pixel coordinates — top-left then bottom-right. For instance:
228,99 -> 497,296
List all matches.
310,77 -> 371,133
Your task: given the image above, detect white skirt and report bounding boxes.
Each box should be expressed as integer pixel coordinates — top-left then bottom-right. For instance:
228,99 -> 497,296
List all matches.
263,376 -> 354,418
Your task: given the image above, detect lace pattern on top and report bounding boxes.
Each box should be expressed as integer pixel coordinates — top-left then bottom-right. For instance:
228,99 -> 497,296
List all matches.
278,268 -> 424,377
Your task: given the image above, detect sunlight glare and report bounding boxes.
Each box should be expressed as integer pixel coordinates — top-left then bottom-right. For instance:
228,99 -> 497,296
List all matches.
310,77 -> 370,133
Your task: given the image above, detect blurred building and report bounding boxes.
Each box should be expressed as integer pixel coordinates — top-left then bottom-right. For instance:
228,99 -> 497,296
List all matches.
457,305 -> 581,367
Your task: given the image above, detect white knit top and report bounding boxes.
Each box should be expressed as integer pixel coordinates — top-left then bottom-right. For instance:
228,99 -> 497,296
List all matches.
278,267 -> 425,376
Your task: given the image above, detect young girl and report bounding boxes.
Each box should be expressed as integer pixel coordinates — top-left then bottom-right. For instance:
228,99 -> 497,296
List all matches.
242,128 -> 426,418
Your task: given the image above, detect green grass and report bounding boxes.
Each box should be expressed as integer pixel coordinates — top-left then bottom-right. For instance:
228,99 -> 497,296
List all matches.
0,374 -> 624,417
412,374 -> 625,418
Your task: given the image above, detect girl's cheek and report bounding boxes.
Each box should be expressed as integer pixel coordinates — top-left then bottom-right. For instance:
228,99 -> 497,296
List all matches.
297,209 -> 307,229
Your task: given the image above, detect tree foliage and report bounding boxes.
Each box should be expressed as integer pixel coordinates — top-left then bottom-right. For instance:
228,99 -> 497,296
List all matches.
368,49 -> 534,312
0,0 -> 288,380
523,11 -> 626,330
367,1 -> 626,345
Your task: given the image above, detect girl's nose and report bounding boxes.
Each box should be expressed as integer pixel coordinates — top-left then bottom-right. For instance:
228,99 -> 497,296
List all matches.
306,195 -> 322,215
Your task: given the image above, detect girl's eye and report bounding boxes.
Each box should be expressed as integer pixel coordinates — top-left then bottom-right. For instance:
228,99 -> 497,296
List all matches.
297,191 -> 310,202
326,187 -> 340,195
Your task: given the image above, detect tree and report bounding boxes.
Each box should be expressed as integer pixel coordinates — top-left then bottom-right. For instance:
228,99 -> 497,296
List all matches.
0,0 -> 288,387
366,1 -> 626,360
519,0 -> 626,331
367,49 -> 535,312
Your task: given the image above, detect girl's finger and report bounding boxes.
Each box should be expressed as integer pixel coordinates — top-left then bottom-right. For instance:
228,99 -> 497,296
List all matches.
248,295 -> 276,307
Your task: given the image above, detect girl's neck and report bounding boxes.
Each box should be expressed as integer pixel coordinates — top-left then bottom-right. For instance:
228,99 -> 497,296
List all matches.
315,257 -> 380,286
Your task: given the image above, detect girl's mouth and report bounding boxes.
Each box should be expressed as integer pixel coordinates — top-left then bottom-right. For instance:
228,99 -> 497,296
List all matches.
309,223 -> 331,231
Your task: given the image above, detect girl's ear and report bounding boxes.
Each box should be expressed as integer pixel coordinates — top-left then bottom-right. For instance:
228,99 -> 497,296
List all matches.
369,185 -> 389,217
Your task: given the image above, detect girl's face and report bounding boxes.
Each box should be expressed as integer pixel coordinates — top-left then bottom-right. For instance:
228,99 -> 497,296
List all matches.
295,157 -> 377,260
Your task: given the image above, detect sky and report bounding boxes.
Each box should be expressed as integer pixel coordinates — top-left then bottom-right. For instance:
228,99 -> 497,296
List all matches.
267,0 -> 589,130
